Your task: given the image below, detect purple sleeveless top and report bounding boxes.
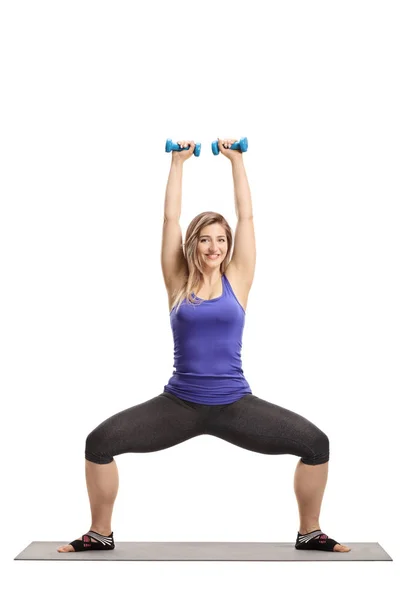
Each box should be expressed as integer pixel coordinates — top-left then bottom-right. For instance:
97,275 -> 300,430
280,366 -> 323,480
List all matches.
163,272 -> 252,405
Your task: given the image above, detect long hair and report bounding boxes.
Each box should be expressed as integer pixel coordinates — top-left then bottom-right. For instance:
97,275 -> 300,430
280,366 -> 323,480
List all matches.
171,211 -> 233,314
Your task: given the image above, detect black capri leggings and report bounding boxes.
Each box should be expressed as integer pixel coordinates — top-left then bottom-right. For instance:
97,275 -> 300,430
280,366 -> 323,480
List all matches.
85,392 -> 329,466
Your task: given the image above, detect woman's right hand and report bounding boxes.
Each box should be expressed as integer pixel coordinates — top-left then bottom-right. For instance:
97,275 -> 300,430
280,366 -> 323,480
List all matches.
172,140 -> 196,163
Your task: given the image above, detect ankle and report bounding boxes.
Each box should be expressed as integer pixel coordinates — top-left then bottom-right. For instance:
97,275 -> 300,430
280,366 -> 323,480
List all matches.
90,525 -> 112,536
299,525 -> 321,534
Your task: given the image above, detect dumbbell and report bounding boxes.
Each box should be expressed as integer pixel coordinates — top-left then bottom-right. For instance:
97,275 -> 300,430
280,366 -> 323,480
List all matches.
165,139 -> 201,157
211,137 -> 248,156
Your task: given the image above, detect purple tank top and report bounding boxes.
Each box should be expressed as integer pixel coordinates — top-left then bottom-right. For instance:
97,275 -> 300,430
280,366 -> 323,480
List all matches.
164,273 -> 252,405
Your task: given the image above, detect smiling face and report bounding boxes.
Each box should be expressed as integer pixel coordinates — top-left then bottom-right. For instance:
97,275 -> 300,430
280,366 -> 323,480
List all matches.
197,223 -> 228,267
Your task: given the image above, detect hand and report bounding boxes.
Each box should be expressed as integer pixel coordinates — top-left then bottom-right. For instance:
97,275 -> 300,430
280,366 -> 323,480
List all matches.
172,140 -> 196,163
217,138 -> 243,161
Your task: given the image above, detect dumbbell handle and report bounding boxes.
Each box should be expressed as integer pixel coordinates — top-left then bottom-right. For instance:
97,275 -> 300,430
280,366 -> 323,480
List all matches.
165,139 -> 201,157
211,137 -> 248,155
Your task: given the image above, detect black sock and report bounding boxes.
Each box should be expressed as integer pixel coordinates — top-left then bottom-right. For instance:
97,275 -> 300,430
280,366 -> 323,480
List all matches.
295,529 -> 339,551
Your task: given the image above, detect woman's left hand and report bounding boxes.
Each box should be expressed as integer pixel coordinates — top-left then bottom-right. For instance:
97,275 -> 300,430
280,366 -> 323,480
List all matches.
217,138 -> 243,161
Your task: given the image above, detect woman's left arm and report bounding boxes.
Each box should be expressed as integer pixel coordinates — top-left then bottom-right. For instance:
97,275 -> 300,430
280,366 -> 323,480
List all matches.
216,138 -> 253,219
217,138 -> 256,284
231,155 -> 253,220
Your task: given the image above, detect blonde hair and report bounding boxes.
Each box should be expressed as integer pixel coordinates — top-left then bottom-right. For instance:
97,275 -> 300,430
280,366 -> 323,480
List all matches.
171,211 -> 233,314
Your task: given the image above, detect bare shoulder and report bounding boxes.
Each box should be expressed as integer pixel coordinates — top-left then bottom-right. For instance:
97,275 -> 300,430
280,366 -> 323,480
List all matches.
165,261 -> 253,313
224,261 -> 253,312
166,266 -> 188,313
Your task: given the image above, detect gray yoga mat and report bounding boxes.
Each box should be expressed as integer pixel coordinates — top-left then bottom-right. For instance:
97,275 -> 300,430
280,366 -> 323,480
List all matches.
15,541 -> 392,561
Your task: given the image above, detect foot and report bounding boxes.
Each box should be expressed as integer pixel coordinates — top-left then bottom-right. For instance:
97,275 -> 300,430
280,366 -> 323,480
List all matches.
57,529 -> 114,552
296,529 -> 351,552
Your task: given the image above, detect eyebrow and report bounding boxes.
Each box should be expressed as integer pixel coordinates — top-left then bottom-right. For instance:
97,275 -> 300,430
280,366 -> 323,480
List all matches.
200,235 -> 226,238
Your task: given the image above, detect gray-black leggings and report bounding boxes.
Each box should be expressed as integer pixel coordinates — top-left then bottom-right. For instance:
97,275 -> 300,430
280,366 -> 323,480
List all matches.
85,392 -> 329,466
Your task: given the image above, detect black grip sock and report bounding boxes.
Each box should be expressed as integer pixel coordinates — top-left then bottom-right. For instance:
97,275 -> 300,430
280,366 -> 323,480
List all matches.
295,529 -> 340,551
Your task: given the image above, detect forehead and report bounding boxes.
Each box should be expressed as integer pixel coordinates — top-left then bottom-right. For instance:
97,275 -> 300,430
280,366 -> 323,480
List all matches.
199,225 -> 226,236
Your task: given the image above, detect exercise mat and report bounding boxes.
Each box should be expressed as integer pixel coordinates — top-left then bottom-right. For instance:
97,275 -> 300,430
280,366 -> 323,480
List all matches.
15,540 -> 392,561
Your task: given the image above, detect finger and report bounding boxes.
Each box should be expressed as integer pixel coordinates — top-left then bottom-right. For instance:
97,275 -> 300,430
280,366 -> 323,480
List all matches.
218,138 -> 227,151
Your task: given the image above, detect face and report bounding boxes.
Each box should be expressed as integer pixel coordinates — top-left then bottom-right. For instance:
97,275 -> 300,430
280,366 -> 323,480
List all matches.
197,224 -> 227,266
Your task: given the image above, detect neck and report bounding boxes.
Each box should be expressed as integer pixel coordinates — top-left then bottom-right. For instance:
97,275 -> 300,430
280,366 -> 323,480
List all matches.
202,271 -> 222,287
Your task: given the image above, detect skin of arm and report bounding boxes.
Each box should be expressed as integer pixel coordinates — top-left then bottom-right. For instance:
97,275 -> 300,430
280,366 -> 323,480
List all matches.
230,154 -> 253,219
164,157 -> 183,221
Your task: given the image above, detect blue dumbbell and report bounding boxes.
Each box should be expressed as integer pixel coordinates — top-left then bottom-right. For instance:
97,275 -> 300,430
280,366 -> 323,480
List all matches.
211,137 -> 248,156
165,139 -> 201,157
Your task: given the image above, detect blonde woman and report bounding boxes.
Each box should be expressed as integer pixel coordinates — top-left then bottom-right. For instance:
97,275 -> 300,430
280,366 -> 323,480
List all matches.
58,139 -> 350,553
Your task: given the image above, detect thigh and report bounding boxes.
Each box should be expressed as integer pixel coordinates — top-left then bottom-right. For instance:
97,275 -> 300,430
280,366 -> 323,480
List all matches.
86,391 -> 206,460
206,393 -> 328,462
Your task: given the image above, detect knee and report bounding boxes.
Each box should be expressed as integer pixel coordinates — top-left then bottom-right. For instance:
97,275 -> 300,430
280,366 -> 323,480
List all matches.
85,429 -> 114,465
301,429 -> 330,466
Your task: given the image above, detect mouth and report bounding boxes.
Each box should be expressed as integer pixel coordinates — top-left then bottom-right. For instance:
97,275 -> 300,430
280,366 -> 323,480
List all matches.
206,254 -> 220,259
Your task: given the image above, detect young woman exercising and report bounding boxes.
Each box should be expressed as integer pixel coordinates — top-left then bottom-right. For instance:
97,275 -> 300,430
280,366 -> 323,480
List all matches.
58,139 -> 350,553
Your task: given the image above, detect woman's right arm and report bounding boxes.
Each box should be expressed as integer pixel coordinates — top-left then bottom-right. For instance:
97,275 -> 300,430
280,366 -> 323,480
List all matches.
163,140 -> 196,221
164,158 -> 183,221
161,140 -> 195,292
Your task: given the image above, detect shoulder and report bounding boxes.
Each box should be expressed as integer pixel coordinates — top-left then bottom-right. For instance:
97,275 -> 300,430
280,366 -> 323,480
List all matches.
224,262 -> 252,312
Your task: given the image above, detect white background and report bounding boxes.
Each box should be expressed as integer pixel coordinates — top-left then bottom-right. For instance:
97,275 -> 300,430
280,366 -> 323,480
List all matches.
1,0 -> 399,596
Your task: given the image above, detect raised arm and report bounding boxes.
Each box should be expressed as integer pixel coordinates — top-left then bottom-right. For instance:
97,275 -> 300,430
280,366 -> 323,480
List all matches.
161,140 -> 195,290
231,154 -> 253,219
216,138 -> 253,219
164,158 -> 183,220
217,138 -> 256,285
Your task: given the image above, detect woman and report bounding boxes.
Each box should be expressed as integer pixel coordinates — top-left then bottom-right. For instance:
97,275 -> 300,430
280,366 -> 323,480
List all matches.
58,139 -> 350,553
